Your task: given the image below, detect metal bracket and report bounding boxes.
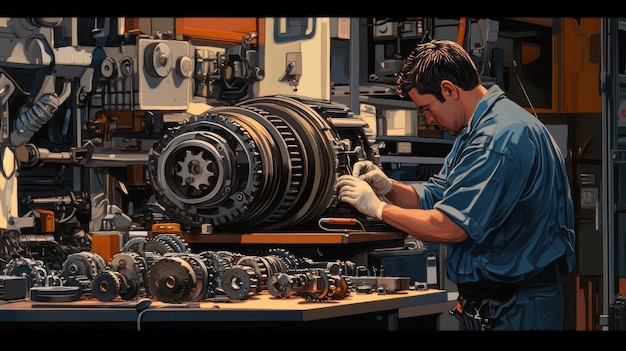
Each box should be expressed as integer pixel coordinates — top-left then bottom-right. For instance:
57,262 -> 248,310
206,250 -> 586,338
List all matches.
278,52 -> 302,91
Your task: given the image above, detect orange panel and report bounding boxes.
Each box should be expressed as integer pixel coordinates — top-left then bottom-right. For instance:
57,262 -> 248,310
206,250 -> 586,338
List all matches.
150,223 -> 181,237
177,18 -> 260,45
91,232 -> 122,262
559,17 -> 601,113
575,275 -> 602,330
35,209 -> 55,233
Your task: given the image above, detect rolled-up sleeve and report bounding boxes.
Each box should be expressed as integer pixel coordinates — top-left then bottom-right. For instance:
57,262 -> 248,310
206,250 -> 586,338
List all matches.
435,145 -> 527,245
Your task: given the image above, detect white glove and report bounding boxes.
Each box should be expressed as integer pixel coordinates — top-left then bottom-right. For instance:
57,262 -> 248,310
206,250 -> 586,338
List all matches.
352,161 -> 393,196
336,175 -> 386,220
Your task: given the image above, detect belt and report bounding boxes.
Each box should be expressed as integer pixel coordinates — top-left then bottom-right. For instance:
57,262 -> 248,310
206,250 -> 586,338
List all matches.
457,261 -> 560,301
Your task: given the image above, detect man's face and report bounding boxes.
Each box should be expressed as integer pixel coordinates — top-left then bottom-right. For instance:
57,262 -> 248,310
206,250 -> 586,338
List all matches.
407,88 -> 464,136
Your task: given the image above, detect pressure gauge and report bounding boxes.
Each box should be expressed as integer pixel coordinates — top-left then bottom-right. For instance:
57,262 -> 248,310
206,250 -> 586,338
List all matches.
100,57 -> 117,79
120,57 -> 133,77
177,55 -> 194,78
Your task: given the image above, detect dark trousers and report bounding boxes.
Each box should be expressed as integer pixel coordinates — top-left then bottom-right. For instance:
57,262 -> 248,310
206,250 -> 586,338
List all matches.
450,265 -> 564,330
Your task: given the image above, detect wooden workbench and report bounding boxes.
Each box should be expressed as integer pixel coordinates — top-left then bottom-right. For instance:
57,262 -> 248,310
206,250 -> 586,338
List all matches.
0,289 -> 455,331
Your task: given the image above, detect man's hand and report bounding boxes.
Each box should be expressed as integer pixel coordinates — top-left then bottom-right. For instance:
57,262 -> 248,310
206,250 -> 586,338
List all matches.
352,161 -> 393,196
336,175 -> 386,220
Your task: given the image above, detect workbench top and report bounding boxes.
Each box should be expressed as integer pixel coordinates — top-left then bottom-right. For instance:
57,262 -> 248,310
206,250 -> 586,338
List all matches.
0,288 -> 455,330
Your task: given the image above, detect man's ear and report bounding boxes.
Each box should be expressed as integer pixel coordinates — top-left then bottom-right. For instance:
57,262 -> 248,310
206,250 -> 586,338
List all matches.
441,80 -> 455,97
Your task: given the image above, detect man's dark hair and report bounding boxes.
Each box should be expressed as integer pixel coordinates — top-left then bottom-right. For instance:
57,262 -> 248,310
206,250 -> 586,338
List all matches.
396,40 -> 481,102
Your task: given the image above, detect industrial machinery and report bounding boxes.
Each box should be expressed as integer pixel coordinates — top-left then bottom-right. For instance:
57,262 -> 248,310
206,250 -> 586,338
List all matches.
0,17 -> 415,305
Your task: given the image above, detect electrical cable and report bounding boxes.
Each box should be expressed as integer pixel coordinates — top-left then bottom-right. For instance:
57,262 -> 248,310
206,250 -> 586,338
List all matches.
136,301 -> 200,331
512,60 -> 538,118
0,143 -> 18,179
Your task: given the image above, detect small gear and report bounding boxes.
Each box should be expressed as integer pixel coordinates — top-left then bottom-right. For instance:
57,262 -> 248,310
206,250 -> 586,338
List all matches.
121,237 -> 149,253
221,265 -> 258,300
144,237 -> 177,255
297,269 -> 331,302
175,149 -> 214,190
236,255 -> 268,293
262,254 -> 287,275
215,250 -> 241,266
267,248 -> 300,269
267,273 -> 293,298
119,278 -> 141,301
328,275 -> 351,300
154,234 -> 189,253
92,270 -> 123,302
82,251 -> 107,273
193,252 -> 218,299
108,251 -> 147,286
198,251 -> 226,296
198,251 -> 227,278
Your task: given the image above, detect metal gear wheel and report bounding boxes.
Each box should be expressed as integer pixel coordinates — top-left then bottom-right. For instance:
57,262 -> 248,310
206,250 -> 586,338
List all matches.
146,256 -> 197,303
4,257 -> 48,288
220,264 -> 258,300
92,270 -> 124,302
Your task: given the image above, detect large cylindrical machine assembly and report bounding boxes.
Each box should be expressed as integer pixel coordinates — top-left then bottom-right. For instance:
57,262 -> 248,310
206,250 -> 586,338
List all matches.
148,95 -> 377,232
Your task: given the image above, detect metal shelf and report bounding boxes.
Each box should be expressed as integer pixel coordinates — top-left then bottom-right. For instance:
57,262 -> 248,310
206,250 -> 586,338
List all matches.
360,95 -> 417,109
375,135 -> 454,145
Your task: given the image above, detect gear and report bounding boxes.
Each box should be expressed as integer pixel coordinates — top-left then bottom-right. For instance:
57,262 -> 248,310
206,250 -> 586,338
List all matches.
144,237 -> 177,255
214,250 -> 241,266
198,251 -> 227,278
262,254 -> 286,275
267,273 -> 293,298
198,251 -> 226,295
146,256 -> 196,303
193,252 -> 218,299
109,252 -> 147,283
108,251 -> 147,290
167,253 -> 210,302
175,149 -> 214,190
266,248 -> 300,269
92,270 -> 123,302
154,234 -> 189,253
236,255 -> 268,293
297,268 -> 331,302
147,95 -> 372,232
4,257 -> 48,288
82,251 -> 107,273
328,275 -> 351,300
61,252 -> 99,281
220,264 -> 258,300
149,113 -> 261,228
121,237 -> 149,253
119,278 -> 141,301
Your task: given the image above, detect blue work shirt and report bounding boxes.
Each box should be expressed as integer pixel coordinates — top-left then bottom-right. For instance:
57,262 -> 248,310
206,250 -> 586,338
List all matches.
413,85 -> 576,285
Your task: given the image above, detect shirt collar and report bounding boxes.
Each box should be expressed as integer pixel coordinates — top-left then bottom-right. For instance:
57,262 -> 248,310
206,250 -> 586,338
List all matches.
466,84 -> 505,134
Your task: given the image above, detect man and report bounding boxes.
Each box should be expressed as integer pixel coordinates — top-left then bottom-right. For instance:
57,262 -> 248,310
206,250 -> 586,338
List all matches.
336,40 -> 576,330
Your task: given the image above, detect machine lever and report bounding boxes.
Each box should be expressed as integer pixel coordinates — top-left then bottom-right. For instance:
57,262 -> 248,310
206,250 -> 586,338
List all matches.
278,62 -> 294,82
